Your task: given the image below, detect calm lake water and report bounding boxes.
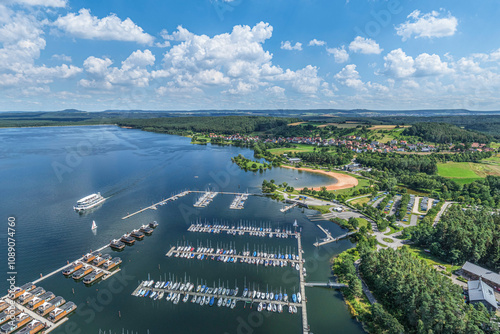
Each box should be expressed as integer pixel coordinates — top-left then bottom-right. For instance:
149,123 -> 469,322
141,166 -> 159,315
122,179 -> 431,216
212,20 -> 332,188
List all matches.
0,126 -> 364,334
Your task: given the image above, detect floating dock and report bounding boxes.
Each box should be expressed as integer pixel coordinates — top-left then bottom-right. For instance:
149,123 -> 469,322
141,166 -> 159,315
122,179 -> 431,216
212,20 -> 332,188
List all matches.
229,193 -> 248,210
122,190 -> 259,219
313,224 -> 356,247
1,283 -> 75,333
165,246 -> 303,267
33,243 -> 111,285
131,282 -> 302,312
280,202 -> 298,213
122,191 -> 190,219
194,191 -> 218,208
187,223 -> 298,238
34,221 -> 157,284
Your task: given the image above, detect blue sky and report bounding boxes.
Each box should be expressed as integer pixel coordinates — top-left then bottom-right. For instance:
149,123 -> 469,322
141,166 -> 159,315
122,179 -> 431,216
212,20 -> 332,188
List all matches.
1,0 -> 500,111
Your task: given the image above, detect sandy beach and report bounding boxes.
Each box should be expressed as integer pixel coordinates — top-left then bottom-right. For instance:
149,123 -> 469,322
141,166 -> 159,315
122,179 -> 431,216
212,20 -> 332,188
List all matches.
281,166 -> 359,191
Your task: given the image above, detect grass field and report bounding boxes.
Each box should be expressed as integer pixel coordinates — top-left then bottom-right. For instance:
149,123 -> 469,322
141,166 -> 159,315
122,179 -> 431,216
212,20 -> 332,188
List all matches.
356,218 -> 368,229
437,162 -> 483,179
437,161 -> 500,184
406,245 -> 461,274
490,142 -> 500,149
367,125 -> 411,130
309,205 -> 333,214
316,123 -> 361,128
351,196 -> 370,205
331,173 -> 371,196
482,153 -> 500,163
267,144 -> 316,155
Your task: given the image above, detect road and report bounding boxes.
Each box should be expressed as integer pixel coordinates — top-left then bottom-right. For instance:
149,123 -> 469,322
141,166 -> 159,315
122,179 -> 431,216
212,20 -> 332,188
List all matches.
433,202 -> 454,226
354,261 -> 377,304
371,196 -> 385,209
410,214 -> 418,227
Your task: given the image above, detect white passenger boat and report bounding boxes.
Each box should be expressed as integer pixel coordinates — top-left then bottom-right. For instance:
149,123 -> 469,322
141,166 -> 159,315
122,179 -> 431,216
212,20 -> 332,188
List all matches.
74,193 -> 105,212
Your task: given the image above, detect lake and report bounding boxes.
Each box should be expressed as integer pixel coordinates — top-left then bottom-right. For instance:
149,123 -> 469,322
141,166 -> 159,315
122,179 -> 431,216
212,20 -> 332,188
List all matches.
0,125 -> 364,334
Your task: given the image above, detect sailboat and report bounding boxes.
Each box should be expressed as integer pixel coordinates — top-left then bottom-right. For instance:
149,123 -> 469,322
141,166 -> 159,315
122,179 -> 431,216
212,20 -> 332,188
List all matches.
91,220 -> 97,230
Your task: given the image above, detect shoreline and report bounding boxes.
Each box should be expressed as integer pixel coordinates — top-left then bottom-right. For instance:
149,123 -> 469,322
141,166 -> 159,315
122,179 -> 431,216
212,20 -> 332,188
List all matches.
280,165 -> 359,191
0,123 -> 117,129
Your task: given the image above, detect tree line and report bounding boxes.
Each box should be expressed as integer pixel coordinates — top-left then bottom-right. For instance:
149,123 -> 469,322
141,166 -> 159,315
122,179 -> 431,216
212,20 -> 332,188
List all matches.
359,246 -> 495,334
403,122 -> 492,144
116,116 -> 295,135
409,205 -> 500,271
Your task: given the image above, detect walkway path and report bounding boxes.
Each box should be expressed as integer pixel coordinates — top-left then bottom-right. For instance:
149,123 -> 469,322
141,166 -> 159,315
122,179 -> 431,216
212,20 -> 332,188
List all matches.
354,261 -> 377,305
433,202 -> 454,226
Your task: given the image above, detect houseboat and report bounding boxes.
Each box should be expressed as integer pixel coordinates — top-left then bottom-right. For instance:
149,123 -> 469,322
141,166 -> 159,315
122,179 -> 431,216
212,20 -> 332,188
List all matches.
17,320 -> 45,334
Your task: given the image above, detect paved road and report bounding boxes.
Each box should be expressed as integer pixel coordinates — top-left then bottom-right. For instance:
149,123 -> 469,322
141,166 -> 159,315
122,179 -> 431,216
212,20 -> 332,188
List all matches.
433,201 -> 454,226
371,196 -> 386,209
354,261 -> 377,304
412,196 -> 422,214
410,214 -> 418,226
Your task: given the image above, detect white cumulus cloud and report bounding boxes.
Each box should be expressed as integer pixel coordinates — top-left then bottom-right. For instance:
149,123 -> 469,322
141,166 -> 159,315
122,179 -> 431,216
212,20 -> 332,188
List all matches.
54,9 -> 154,45
80,49 -> 155,88
327,46 -> 349,63
349,36 -> 382,54
396,10 -> 458,41
158,22 -> 322,95
383,48 -> 452,78
281,41 -> 302,51
308,39 -> 325,47
335,64 -> 364,90
383,49 -> 416,78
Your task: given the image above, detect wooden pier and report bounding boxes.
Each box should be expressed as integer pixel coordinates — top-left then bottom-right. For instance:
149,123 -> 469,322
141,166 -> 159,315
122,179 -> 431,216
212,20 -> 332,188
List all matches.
304,281 -> 347,288
280,202 -> 298,213
313,225 -> 356,247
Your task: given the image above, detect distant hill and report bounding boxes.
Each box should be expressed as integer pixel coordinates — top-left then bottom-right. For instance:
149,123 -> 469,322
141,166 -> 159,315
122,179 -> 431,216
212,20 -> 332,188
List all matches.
0,109 -> 499,137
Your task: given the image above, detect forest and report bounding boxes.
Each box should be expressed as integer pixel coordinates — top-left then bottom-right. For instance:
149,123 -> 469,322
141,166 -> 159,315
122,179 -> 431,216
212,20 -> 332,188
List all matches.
403,122 -> 492,144
356,153 -> 438,175
116,116 -> 295,135
294,150 -> 353,166
409,206 -> 500,271
359,247 -> 496,334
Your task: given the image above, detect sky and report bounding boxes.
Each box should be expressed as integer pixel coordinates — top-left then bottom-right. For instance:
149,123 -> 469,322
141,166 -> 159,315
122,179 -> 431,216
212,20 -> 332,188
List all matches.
1,0 -> 500,111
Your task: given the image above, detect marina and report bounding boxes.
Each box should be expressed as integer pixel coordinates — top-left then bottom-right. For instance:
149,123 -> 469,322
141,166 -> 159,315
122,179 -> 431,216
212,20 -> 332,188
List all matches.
194,191 -> 218,208
0,126 -> 365,334
187,223 -> 298,238
121,190 -> 259,219
33,221 -> 158,285
0,282 -> 76,333
165,245 -> 303,267
131,280 -> 303,313
164,221 -> 311,333
229,193 -> 249,209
